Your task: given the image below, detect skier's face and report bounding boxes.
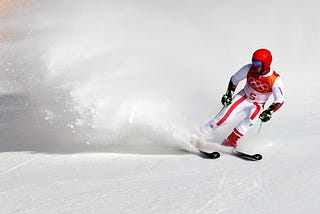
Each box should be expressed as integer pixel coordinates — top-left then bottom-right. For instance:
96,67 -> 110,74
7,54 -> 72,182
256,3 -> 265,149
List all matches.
251,60 -> 263,74
251,66 -> 263,74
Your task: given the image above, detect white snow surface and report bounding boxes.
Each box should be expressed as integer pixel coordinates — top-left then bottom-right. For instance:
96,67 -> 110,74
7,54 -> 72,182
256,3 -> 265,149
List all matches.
1,0 -> 320,213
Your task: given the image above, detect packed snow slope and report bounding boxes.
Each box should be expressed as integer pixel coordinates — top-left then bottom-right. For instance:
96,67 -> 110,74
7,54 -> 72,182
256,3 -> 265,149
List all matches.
1,0 -> 320,213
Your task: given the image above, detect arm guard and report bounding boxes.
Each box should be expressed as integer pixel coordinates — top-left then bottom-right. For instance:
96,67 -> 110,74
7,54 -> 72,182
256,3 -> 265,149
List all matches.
227,78 -> 237,93
267,102 -> 284,113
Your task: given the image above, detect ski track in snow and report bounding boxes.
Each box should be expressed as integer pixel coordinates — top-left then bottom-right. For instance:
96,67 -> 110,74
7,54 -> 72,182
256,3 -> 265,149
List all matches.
0,157 -> 37,177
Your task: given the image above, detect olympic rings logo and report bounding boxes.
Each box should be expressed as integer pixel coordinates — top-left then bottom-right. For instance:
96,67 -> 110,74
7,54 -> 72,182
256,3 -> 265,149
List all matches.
248,77 -> 269,91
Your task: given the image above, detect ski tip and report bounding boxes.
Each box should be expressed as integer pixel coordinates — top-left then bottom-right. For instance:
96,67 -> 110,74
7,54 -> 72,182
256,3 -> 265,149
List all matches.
233,151 -> 263,161
253,154 -> 263,160
199,151 -> 220,159
211,152 -> 220,158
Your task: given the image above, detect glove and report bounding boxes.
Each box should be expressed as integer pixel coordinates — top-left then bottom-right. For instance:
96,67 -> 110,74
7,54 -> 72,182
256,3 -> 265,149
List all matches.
259,109 -> 273,122
221,90 -> 233,107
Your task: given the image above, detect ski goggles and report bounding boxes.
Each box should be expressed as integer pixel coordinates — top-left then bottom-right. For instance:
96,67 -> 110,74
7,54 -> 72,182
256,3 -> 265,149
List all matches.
252,60 -> 263,67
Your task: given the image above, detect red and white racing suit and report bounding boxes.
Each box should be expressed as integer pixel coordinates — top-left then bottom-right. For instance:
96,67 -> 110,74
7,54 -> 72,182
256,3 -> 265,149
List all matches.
201,64 -> 284,138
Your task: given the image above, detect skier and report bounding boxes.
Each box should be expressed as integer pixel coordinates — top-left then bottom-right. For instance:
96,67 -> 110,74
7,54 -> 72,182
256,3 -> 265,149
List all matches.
200,48 -> 284,148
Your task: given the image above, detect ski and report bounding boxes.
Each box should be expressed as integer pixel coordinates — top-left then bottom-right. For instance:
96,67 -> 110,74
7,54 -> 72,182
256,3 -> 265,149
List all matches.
189,134 -> 261,161
199,150 -> 220,159
232,150 -> 263,161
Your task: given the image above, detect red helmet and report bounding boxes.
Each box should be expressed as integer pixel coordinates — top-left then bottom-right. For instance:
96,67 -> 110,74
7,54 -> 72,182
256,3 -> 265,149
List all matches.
252,48 -> 272,70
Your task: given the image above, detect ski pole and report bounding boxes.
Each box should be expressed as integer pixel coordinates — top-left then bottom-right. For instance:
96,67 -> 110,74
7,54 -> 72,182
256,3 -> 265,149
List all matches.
214,106 -> 226,119
257,121 -> 263,135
